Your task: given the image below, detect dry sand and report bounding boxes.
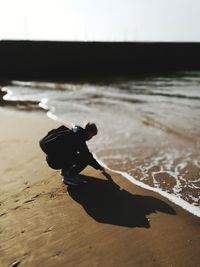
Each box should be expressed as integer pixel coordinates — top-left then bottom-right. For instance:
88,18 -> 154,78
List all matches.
0,108 -> 199,267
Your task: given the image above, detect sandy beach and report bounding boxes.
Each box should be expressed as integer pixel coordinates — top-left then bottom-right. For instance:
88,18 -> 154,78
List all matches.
0,108 -> 200,267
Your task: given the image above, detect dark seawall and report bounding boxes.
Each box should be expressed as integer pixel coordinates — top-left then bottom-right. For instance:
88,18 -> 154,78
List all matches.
1,40 -> 200,80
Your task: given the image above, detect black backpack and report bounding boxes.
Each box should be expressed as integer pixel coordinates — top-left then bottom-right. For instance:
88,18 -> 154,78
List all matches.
39,125 -> 73,155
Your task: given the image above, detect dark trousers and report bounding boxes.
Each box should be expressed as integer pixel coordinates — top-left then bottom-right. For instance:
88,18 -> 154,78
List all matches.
46,153 -> 88,176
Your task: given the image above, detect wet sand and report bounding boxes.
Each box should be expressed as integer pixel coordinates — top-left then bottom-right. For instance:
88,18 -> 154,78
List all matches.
0,108 -> 200,267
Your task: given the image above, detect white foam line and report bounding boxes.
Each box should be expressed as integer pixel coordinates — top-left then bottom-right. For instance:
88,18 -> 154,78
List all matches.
97,159 -> 200,218
1,87 -> 13,100
38,98 -> 65,124
46,110 -> 65,124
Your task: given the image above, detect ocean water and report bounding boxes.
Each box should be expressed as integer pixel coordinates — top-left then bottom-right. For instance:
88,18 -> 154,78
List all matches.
1,71 -> 200,216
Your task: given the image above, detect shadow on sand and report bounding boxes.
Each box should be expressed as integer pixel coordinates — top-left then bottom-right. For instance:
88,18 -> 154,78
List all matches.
67,173 -> 176,228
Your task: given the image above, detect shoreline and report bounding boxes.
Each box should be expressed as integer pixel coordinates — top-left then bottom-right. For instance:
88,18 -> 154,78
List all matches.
1,81 -> 200,217
0,107 -> 200,267
112,168 -> 200,217
1,84 -> 200,217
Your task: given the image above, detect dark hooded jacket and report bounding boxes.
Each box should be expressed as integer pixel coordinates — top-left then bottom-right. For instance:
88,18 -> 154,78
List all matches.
45,125 -> 101,170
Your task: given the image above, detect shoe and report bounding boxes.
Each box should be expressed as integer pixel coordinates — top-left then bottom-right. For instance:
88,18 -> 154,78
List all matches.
62,176 -> 83,186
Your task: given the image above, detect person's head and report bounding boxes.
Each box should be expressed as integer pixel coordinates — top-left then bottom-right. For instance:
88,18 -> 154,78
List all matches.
84,122 -> 98,141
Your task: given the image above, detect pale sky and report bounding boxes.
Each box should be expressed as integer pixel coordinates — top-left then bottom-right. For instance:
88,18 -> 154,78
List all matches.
0,0 -> 200,41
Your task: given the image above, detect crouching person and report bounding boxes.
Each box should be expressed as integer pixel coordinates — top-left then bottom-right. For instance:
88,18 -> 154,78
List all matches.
40,122 -> 104,186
